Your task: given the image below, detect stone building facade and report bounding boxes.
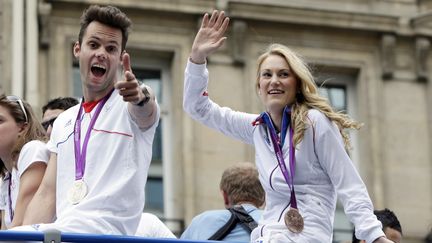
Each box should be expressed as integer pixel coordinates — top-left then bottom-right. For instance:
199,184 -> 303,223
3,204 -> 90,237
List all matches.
0,0 -> 7,93
0,1 -> 2,93
0,0 -> 431,242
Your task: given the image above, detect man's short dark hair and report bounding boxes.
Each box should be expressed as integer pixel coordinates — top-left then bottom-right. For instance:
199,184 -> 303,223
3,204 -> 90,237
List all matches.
375,208 -> 402,235
78,5 -> 132,52
42,97 -> 79,115
352,208 -> 402,242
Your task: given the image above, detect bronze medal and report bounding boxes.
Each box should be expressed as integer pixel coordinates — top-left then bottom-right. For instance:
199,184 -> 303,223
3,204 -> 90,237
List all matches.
67,179 -> 88,205
284,207 -> 304,233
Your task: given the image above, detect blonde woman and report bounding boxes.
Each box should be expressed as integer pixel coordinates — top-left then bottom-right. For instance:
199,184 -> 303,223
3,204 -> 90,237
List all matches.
0,94 -> 49,229
183,10 -> 392,243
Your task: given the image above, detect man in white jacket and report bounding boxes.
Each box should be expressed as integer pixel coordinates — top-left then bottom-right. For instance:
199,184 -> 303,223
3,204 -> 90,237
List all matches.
19,5 -> 160,236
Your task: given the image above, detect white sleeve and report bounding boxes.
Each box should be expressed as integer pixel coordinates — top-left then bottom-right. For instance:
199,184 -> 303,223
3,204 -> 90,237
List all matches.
46,139 -> 57,154
135,213 -> 176,238
17,140 -> 50,178
183,60 -> 257,145
125,91 -> 161,132
310,110 -> 384,243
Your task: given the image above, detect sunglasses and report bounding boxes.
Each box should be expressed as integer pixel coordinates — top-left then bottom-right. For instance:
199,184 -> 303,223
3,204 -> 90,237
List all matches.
6,96 -> 28,123
41,117 -> 57,130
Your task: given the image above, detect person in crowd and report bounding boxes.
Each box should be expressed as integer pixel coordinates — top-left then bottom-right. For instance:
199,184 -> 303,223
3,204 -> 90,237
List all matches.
352,208 -> 402,243
19,4 -> 159,235
0,95 -> 49,229
181,162 -> 264,242
135,213 -> 176,238
41,97 -> 79,137
183,10 -> 392,243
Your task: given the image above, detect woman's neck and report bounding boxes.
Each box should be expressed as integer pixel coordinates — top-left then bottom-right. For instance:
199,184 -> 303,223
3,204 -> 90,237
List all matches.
1,155 -> 15,173
269,112 -> 282,132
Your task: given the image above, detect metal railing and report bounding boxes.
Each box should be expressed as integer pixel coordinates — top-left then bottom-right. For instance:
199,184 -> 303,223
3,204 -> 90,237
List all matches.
0,230 -> 221,243
0,226 -> 354,242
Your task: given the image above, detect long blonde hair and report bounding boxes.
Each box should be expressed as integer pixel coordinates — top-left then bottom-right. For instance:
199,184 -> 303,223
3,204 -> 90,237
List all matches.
256,44 -> 362,149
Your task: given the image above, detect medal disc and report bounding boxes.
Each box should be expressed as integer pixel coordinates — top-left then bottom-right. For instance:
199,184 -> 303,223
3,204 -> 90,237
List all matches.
284,208 -> 304,233
67,179 -> 88,205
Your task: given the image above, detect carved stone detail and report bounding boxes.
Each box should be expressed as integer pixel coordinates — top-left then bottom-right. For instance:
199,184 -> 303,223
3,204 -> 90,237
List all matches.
381,34 -> 396,80
216,0 -> 228,10
231,20 -> 247,65
415,37 -> 430,82
38,1 -> 52,49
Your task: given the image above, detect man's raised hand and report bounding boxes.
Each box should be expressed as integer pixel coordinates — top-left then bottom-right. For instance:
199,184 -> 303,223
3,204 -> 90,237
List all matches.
115,52 -> 144,104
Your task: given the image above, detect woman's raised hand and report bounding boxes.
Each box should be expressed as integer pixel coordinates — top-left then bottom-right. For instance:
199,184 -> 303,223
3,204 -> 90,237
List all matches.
190,10 -> 230,64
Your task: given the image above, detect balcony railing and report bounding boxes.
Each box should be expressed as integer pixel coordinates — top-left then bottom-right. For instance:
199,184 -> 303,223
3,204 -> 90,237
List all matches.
0,230 -> 223,243
0,226 -> 355,242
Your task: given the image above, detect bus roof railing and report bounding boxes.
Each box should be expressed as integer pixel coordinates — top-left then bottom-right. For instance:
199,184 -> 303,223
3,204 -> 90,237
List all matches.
0,230 -> 234,243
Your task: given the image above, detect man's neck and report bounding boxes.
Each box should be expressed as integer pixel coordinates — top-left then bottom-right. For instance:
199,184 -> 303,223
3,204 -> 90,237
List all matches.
83,87 -> 113,102
230,201 -> 256,207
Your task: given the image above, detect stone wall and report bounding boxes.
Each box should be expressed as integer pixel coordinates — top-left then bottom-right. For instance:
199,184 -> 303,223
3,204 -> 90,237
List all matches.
3,0 -> 11,94
0,1 -> 5,93
0,0 -> 3,93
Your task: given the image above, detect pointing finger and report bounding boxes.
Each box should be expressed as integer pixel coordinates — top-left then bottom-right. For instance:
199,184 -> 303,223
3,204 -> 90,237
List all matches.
122,52 -> 136,81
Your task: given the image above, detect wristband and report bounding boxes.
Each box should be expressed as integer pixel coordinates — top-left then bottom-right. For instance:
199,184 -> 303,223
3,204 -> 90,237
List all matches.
135,85 -> 151,106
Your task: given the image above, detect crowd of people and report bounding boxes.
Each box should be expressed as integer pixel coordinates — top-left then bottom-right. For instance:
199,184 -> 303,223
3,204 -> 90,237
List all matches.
0,4 -> 420,243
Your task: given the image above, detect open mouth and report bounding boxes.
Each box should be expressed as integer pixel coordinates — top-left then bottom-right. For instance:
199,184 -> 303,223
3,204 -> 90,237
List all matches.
91,64 -> 106,77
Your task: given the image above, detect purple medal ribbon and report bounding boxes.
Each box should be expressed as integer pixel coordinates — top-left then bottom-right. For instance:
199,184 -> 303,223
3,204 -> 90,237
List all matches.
73,90 -> 113,180
7,173 -> 14,222
261,107 -> 298,209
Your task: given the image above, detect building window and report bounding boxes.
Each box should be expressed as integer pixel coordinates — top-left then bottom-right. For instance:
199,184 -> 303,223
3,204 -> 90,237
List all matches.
318,84 -> 347,112
145,176 -> 164,212
72,64 -> 81,99
135,68 -> 164,214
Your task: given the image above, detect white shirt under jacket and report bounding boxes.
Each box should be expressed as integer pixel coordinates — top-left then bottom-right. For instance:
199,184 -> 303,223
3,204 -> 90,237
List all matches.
183,60 -> 385,243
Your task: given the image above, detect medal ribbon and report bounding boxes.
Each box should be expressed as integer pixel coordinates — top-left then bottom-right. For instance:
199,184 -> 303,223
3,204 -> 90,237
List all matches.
6,173 -> 14,222
74,89 -> 113,180
261,106 -> 298,209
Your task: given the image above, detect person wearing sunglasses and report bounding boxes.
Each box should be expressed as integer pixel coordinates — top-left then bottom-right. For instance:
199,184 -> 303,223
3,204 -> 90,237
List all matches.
41,97 -> 79,137
0,94 -> 49,229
